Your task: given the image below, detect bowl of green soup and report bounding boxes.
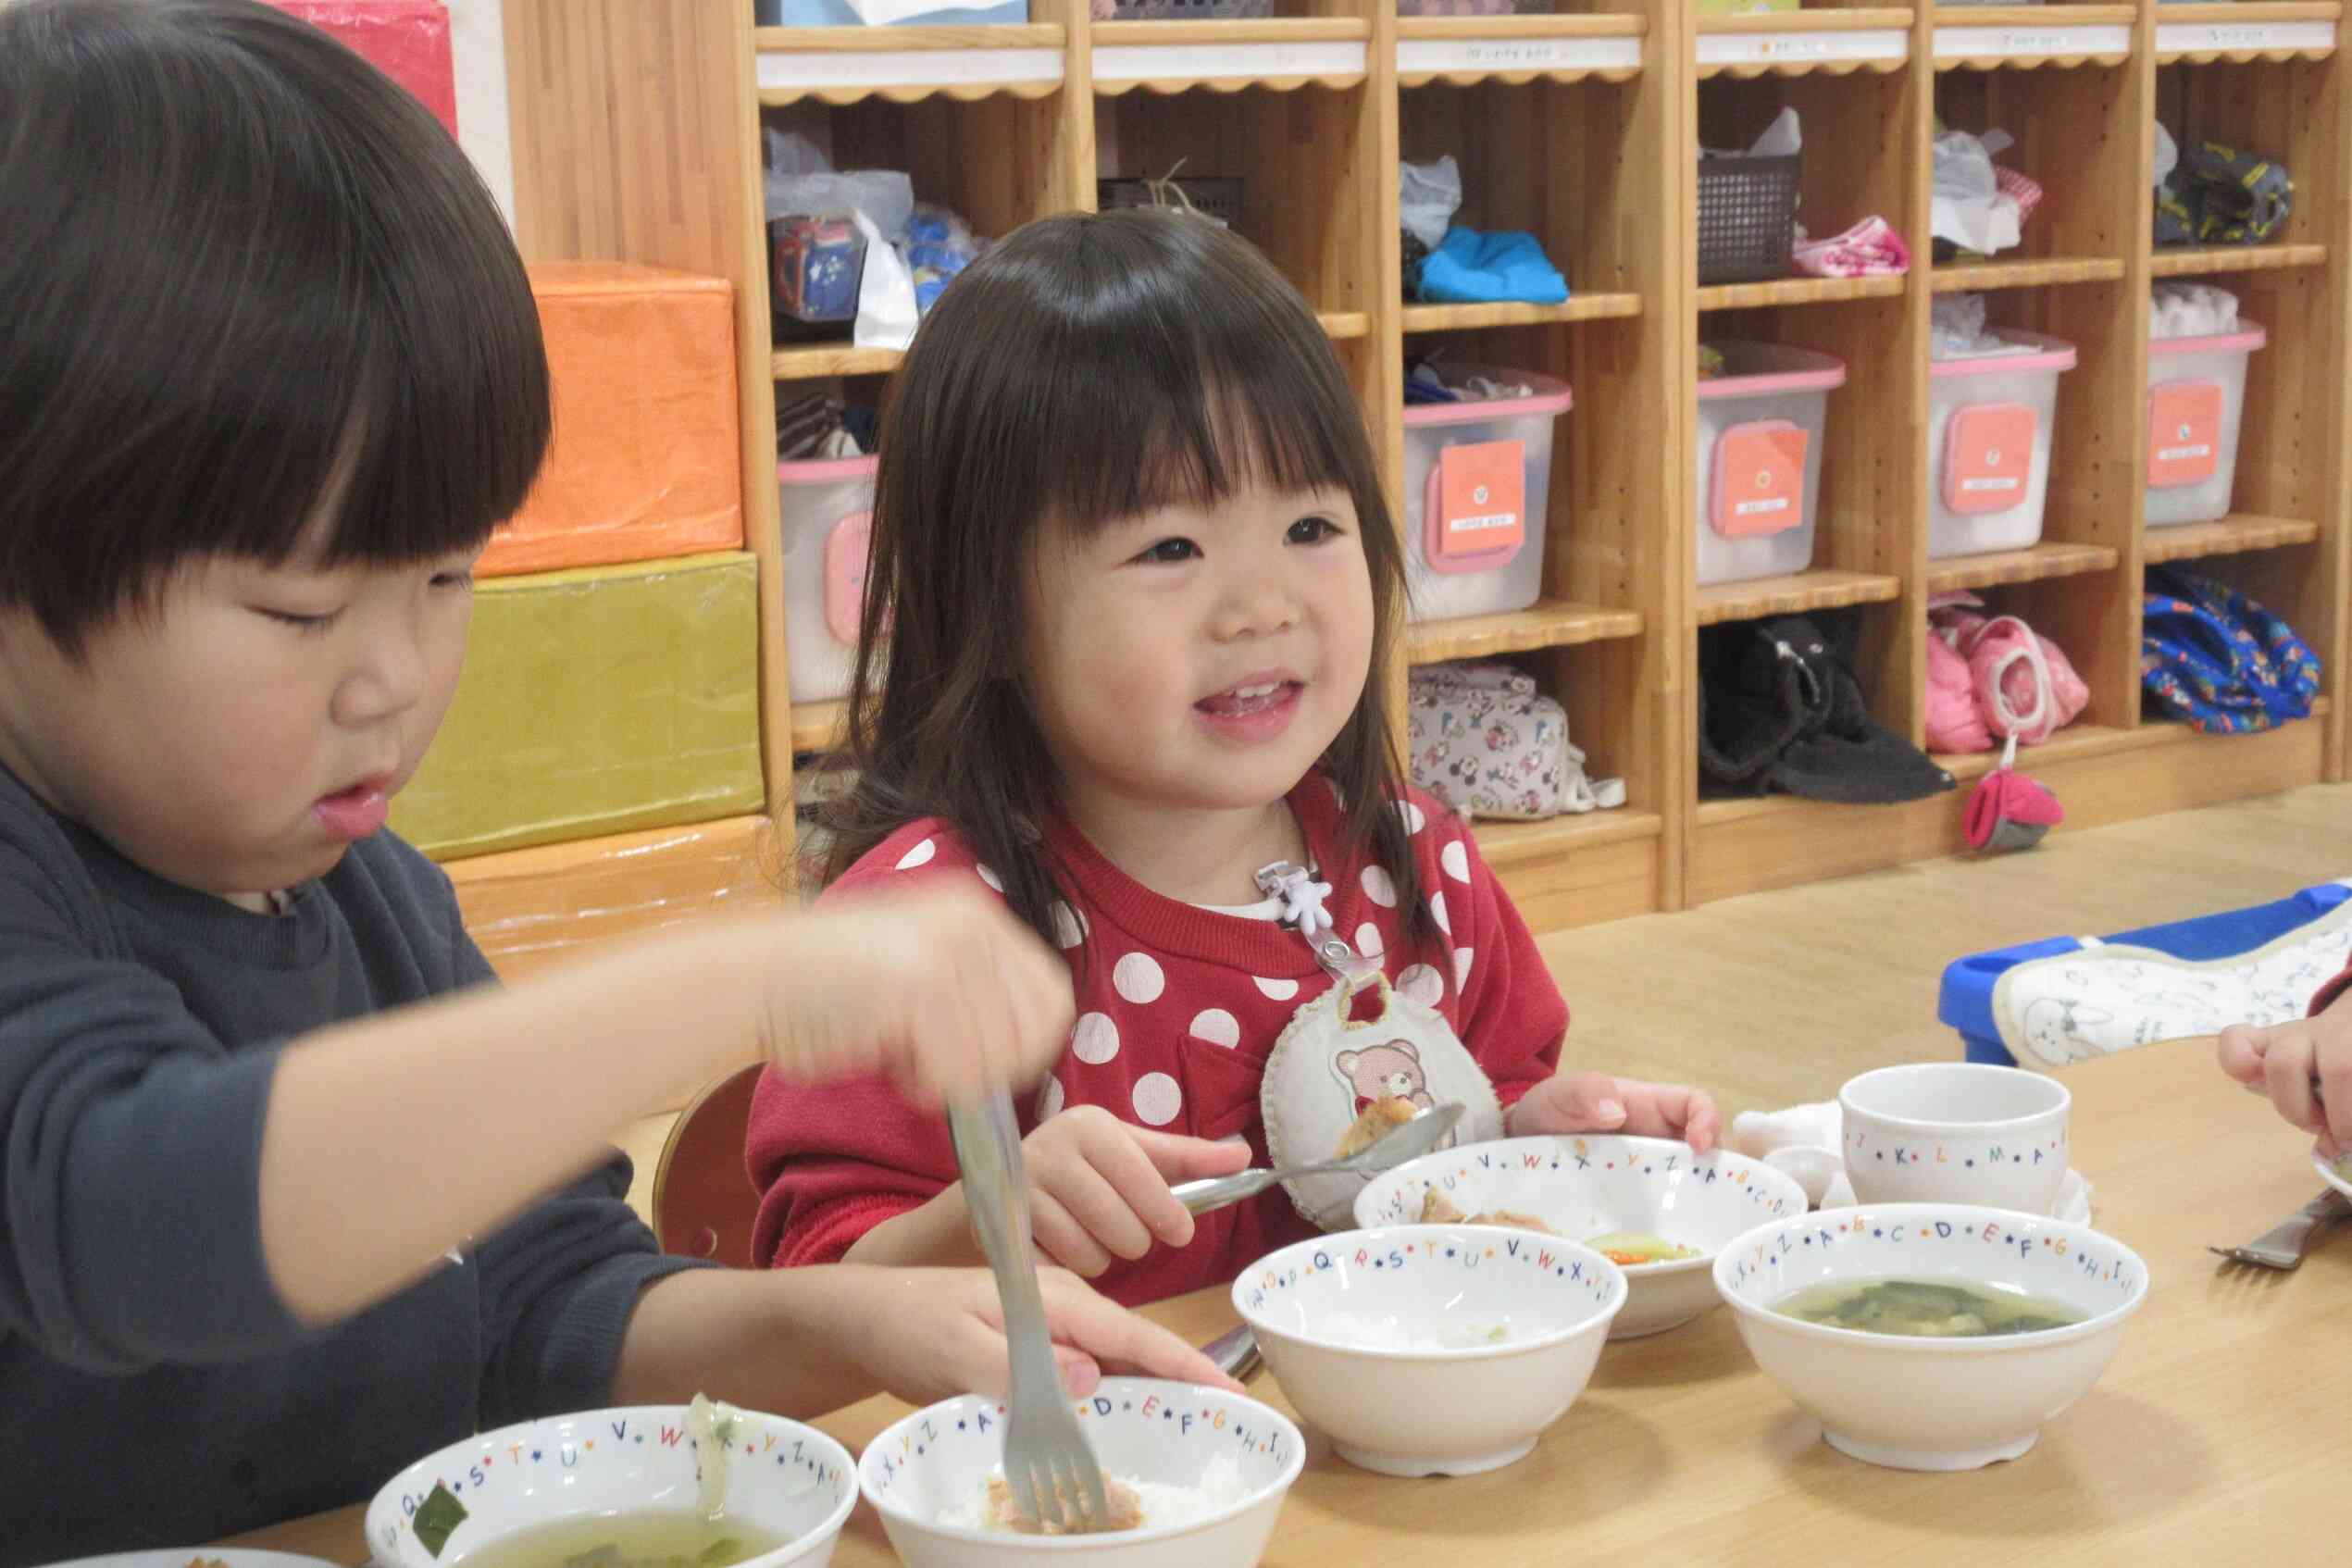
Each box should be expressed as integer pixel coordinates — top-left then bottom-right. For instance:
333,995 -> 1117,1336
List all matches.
366,1398 -> 855,1568
1713,1204 -> 2148,1472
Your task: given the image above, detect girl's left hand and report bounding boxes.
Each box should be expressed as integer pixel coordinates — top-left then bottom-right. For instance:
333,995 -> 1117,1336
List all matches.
1505,1072 -> 1722,1152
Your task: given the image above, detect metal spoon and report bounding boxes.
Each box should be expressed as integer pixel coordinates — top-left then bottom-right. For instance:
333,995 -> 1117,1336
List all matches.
1169,1101 -> 1465,1216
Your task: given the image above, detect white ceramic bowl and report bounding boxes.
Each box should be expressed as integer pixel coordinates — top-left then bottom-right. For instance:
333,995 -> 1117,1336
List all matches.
367,1406 -> 854,1568
1351,1135 -> 1808,1338
1714,1202 -> 2148,1471
2317,1145 -> 2352,1203
858,1377 -> 1302,1568
1840,1063 -> 2072,1214
1233,1224 -> 1625,1476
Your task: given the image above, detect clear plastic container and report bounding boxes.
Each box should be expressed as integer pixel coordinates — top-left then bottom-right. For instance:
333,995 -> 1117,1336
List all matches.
1925,330 -> 2077,559
1401,367 -> 1574,622
2145,321 -> 2266,528
778,454 -> 877,704
1694,342 -> 1847,587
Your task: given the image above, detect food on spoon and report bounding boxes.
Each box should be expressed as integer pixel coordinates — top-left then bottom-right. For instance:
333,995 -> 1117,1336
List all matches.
1335,1096 -> 1418,1159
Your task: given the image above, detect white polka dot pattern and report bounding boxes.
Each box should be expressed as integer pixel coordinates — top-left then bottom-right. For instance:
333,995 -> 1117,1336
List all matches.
1189,1008 -> 1241,1047
1132,1072 -> 1182,1126
1070,1012 -> 1120,1064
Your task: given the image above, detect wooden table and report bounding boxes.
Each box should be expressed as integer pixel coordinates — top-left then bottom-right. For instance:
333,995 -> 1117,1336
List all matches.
233,1039 -> 2349,1564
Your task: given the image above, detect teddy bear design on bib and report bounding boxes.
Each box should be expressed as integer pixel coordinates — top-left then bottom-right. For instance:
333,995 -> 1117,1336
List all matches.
1252,861 -> 1501,1228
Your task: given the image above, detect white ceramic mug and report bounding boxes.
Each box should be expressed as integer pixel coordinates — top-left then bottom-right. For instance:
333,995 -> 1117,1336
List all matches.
1838,1063 -> 2071,1214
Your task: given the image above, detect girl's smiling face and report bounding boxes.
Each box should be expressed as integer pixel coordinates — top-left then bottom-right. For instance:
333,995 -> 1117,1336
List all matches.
1021,477 -> 1375,834
0,541 -> 478,908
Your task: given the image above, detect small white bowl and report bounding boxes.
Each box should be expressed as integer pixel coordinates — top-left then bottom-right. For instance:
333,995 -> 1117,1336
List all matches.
367,1405 -> 854,1568
858,1377 -> 1302,1568
1352,1135 -> 1808,1338
1234,1224 -> 1625,1476
2317,1145 -> 2352,1204
1714,1202 -> 2148,1471
1840,1063 -> 2072,1215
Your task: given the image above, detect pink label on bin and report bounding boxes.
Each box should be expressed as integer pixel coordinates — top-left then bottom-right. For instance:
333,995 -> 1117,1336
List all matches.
1942,402 -> 2036,516
824,512 -> 873,644
2147,381 -> 2222,489
1422,440 -> 1526,576
1711,420 -> 1808,539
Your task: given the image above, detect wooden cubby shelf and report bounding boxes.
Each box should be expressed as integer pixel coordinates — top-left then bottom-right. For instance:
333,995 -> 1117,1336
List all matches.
753,24 -> 1065,104
1933,6 -> 2136,70
2153,3 -> 2340,64
790,700 -> 846,756
1475,809 -> 1664,860
2149,243 -> 2330,277
771,342 -> 900,381
1696,276 -> 1908,311
1693,569 -> 1905,627
1395,15 -> 1645,88
1695,8 -> 1914,78
1925,541 -> 2121,594
2143,515 -> 2323,562
1401,296 -> 1642,331
1407,600 -> 1644,664
1090,19 -> 1370,94
502,0 -> 2349,952
1931,257 -> 2127,292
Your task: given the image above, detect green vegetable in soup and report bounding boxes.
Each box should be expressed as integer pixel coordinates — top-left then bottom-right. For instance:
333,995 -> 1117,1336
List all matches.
1771,1276 -> 2085,1338
453,1513 -> 785,1568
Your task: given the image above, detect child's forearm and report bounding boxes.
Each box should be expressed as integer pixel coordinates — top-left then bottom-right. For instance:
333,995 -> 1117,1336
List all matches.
257,917 -> 775,1325
842,1186 -> 983,1270
609,1266 -> 884,1419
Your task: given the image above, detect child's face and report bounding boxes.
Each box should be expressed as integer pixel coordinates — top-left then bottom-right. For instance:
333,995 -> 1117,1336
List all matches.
0,545 -> 478,905
1022,478 -> 1374,828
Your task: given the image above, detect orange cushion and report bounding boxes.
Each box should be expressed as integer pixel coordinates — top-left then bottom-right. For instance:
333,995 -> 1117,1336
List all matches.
480,262 -> 743,577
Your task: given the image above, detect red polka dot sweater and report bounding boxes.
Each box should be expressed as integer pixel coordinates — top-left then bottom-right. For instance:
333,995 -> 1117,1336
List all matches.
747,779 -> 1568,1307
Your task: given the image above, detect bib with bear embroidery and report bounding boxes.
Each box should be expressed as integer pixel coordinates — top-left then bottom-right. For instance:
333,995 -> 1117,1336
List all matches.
1251,861 -> 1502,1228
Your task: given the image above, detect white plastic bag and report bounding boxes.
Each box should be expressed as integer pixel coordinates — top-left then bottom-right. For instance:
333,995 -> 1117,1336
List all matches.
1399,156 -> 1462,252
2153,121 -> 2179,190
850,208 -> 919,351
768,168 -> 915,243
1931,129 -> 2021,255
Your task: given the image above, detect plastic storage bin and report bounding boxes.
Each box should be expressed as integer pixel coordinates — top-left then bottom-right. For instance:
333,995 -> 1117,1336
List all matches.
1400,367 -> 1573,623
1697,155 -> 1800,285
2145,321 -> 2266,527
1694,343 -> 1846,588
779,454 -> 878,705
1925,330 -> 2077,559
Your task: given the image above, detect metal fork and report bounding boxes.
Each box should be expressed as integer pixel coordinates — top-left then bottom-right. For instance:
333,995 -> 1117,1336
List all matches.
2208,1188 -> 2351,1271
948,1089 -> 1110,1534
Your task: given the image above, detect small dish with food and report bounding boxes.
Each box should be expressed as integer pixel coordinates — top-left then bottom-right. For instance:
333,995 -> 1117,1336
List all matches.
366,1398 -> 854,1568
856,1377 -> 1302,1568
1713,1202 -> 2148,1471
1233,1225 -> 1625,1477
1352,1135 -> 1808,1338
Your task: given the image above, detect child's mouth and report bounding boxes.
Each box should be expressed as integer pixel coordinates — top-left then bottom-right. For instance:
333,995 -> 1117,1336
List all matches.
314,777 -> 392,840
1196,680 -> 1301,717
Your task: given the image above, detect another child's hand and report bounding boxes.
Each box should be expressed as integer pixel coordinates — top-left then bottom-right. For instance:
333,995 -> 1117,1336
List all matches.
1018,1106 -> 1252,1277
836,1264 -> 1244,1406
2217,989 -> 2352,1158
1506,1072 -> 1722,1152
757,881 -> 1076,1102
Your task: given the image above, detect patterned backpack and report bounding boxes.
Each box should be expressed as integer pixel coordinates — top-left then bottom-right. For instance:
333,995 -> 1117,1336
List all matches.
2140,566 -> 2321,734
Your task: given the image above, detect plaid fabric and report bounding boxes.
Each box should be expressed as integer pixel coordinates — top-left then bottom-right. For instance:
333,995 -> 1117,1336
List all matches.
1994,164 -> 2043,224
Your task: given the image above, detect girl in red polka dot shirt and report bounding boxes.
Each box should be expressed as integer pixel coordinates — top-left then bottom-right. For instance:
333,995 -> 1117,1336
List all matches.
749,211 -> 1721,1308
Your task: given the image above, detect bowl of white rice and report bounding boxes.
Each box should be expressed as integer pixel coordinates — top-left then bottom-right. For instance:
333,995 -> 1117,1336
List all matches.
857,1377 -> 1303,1568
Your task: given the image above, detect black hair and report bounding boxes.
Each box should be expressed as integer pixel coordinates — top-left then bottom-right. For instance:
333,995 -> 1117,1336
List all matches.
0,0 -> 550,654
821,207 -> 1432,951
